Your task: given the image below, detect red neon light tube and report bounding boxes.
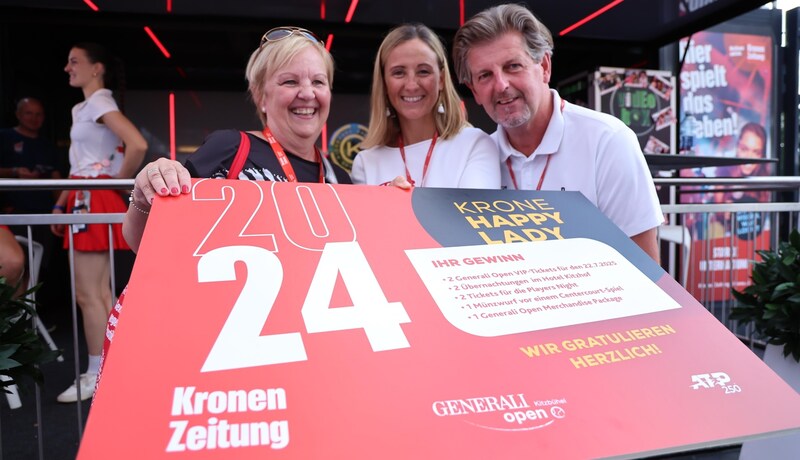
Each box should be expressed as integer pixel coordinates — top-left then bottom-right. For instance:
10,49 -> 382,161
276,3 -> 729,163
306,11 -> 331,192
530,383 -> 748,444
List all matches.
144,26 -> 172,58
559,0 -> 624,36
83,0 -> 99,11
344,0 -> 359,23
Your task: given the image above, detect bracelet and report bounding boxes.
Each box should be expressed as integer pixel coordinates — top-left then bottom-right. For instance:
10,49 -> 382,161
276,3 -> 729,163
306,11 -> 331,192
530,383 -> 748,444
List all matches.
128,189 -> 150,215
130,201 -> 150,215
53,204 -> 66,212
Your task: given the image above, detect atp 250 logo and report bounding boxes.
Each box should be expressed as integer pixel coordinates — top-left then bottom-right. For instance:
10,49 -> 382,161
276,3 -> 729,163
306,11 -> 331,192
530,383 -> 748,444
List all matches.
690,372 -> 741,394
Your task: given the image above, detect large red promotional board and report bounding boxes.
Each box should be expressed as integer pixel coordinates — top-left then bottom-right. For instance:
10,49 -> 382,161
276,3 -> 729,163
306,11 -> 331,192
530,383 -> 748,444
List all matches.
80,181 -> 800,459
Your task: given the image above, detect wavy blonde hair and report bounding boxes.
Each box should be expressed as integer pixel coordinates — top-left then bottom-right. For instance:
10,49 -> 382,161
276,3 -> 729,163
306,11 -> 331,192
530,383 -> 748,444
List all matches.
361,24 -> 466,149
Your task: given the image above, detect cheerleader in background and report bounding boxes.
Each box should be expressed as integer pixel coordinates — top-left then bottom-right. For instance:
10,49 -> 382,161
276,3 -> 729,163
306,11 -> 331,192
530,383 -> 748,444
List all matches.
52,42 -> 146,403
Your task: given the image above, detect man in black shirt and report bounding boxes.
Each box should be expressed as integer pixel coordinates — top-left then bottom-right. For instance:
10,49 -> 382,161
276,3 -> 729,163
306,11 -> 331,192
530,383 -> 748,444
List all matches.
0,97 -> 63,214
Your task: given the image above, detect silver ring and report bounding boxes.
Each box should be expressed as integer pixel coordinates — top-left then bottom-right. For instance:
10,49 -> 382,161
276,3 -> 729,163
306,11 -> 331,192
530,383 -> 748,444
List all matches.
147,168 -> 159,174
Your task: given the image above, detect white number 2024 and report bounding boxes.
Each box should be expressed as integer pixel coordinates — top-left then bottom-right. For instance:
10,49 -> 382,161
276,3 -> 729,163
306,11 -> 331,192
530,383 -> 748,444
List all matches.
198,242 -> 411,372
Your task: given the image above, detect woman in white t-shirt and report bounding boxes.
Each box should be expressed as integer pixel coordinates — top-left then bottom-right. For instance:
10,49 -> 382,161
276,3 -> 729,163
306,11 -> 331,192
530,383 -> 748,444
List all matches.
351,24 -> 500,189
52,42 -> 147,403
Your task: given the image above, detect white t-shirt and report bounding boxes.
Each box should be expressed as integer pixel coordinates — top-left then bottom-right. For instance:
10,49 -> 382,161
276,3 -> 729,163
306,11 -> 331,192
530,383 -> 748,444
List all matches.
351,126 -> 500,189
494,89 -> 663,237
68,88 -> 124,178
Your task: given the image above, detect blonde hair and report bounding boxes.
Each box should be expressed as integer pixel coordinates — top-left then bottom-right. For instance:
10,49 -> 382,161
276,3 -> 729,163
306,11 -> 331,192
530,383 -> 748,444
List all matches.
245,32 -> 334,126
361,23 -> 466,149
452,4 -> 553,84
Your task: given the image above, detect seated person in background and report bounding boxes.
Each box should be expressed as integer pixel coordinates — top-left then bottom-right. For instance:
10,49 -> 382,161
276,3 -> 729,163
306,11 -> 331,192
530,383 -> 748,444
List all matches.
0,226 -> 24,289
351,23 -> 500,189
452,4 -> 663,261
0,97 -> 63,215
0,97 -> 64,290
98,27 -> 351,391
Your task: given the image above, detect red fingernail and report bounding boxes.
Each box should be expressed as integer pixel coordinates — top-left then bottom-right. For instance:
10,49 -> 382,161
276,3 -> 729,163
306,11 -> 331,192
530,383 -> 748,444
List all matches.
160,187 -> 168,194
182,185 -> 190,193
171,187 -> 179,194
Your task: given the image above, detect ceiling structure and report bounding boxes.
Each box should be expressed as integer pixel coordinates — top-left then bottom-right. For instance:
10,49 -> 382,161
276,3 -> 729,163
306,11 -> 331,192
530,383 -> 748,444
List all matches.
0,0 -> 771,97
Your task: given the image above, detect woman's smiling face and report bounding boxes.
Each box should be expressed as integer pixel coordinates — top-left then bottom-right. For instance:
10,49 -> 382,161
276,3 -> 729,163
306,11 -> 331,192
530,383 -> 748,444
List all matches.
261,46 -> 331,146
383,38 -> 443,127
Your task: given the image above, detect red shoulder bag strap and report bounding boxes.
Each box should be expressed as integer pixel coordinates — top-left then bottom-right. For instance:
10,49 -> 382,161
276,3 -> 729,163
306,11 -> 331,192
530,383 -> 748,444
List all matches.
226,131 -> 251,179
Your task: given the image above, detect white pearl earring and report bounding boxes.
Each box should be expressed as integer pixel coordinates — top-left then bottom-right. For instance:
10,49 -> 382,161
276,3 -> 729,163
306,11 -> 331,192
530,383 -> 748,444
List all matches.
437,102 -> 445,114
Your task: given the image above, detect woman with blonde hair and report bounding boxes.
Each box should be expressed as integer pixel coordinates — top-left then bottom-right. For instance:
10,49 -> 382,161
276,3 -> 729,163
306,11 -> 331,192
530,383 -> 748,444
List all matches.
97,27 -> 351,393
351,23 -> 499,188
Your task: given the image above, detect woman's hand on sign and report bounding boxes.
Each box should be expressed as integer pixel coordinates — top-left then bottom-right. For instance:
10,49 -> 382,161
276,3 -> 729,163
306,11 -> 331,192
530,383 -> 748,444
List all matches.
133,158 -> 192,210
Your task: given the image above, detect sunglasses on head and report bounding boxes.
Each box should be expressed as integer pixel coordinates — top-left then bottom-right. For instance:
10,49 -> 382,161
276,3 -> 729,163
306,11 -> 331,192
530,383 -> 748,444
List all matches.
260,27 -> 323,47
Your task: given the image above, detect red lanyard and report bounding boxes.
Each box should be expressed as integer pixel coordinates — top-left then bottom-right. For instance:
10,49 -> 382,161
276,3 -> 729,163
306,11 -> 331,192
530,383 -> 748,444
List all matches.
506,154 -> 551,191
398,131 -> 438,186
505,99 -> 565,191
262,126 -> 324,183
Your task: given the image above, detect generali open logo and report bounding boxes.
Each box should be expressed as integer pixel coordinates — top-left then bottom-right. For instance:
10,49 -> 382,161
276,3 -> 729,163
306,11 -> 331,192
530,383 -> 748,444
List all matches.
431,393 -> 568,431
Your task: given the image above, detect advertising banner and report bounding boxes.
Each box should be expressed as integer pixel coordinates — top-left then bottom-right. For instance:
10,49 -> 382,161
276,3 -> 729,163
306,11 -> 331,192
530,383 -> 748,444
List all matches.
677,31 -> 774,301
79,182 -> 800,459
594,66 -> 676,155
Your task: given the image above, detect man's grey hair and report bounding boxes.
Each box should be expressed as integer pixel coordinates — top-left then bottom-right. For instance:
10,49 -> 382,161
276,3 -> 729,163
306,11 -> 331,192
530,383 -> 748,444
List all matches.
452,4 -> 554,84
